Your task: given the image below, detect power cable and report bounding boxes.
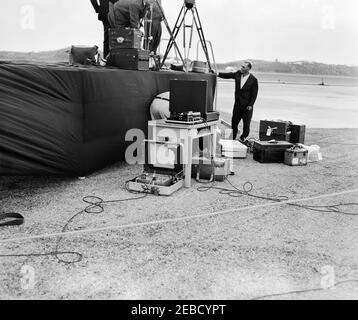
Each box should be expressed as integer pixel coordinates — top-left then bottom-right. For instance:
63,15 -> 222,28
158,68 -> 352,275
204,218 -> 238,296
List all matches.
0,194 -> 147,264
196,176 -> 358,217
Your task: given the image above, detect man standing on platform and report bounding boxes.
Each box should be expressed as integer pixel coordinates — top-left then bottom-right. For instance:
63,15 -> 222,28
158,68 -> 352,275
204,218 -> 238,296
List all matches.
218,61 -> 259,142
90,0 -> 118,59
143,0 -> 163,55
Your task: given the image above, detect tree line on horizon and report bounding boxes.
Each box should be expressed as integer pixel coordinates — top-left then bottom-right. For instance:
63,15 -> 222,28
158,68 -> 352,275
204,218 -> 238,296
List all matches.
0,48 -> 357,77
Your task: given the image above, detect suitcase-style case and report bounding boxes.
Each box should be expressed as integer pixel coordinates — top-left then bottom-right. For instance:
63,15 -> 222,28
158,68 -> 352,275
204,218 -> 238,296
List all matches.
260,120 -> 290,135
109,28 -> 142,50
259,120 -> 292,142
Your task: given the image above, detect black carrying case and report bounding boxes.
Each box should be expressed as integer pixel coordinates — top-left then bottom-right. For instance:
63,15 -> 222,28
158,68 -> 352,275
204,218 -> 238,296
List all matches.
107,49 -> 150,70
253,141 -> 293,163
290,124 -> 306,144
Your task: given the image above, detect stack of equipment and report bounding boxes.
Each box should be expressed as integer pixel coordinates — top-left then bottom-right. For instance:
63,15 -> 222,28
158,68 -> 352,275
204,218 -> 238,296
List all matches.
253,140 -> 293,163
166,111 -> 202,124
284,145 -> 308,166
219,140 -> 248,159
107,27 -> 150,71
169,80 -> 219,121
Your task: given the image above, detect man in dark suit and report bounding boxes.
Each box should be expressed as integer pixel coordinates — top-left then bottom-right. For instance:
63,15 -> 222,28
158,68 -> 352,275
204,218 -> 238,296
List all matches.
90,0 -> 118,59
218,61 -> 259,142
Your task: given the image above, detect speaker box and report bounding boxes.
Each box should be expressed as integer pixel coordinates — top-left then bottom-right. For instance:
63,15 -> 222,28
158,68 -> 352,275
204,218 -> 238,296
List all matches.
169,80 -> 213,117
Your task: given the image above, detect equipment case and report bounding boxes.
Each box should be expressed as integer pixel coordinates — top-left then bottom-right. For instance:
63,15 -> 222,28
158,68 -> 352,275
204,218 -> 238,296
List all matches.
259,120 -> 291,142
107,49 -> 150,70
284,146 -> 308,166
127,175 -> 184,196
109,28 -> 142,50
253,141 -> 293,163
289,124 -> 306,144
192,157 -> 230,182
126,141 -> 184,196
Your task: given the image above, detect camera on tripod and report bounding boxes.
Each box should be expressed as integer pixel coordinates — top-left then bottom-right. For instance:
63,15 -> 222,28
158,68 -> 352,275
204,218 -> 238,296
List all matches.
184,0 -> 195,9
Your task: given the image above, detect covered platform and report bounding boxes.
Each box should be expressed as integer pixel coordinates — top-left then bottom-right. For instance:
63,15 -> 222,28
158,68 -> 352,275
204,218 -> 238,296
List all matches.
0,62 -> 216,176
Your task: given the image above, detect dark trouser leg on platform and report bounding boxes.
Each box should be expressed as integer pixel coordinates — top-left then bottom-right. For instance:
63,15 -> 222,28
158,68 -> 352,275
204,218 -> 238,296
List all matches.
103,21 -> 110,59
150,22 -> 162,54
240,108 -> 253,141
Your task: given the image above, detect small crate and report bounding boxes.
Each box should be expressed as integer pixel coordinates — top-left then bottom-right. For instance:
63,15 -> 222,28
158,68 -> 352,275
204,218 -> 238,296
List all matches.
284,147 -> 308,166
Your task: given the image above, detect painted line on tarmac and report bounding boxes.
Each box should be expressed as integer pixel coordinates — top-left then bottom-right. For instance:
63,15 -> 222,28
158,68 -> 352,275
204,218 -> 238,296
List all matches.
1,188 -> 358,244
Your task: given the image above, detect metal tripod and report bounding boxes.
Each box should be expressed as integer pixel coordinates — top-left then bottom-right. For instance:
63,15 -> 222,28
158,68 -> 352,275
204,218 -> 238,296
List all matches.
152,0 -> 186,69
160,1 -> 213,72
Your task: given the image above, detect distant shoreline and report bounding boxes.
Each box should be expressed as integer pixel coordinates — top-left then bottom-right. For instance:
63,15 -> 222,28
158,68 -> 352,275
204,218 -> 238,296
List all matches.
218,71 -> 358,87
217,70 -> 358,80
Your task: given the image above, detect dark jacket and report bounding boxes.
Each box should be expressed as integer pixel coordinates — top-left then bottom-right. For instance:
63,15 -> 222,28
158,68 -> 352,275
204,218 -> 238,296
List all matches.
108,0 -> 146,29
91,0 -> 117,22
219,71 -> 259,108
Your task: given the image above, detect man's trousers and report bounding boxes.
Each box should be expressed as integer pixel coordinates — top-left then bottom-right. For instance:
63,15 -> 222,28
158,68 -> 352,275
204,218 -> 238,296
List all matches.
231,103 -> 253,140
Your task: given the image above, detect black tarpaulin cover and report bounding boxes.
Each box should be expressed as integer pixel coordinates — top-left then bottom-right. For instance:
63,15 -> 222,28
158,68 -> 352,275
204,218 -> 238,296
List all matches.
0,62 -> 216,176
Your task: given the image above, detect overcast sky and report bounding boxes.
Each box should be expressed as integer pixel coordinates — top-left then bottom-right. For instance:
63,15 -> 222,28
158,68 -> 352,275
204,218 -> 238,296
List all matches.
0,0 -> 357,65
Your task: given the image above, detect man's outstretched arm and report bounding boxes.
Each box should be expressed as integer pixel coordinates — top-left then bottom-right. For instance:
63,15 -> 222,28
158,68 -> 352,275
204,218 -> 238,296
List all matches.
218,72 -> 236,79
